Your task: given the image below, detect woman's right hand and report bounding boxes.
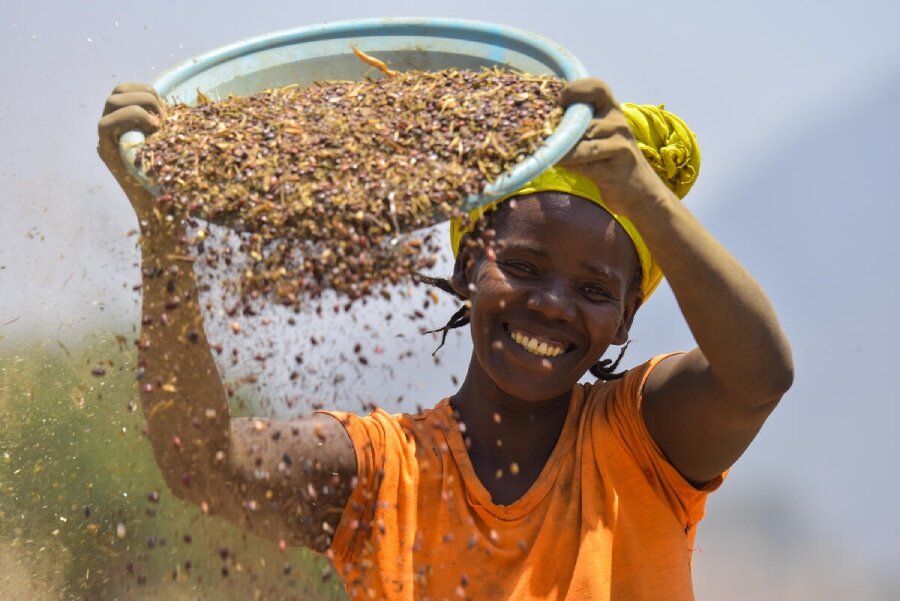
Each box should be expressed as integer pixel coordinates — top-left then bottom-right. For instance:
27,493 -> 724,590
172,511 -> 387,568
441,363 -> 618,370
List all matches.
97,83 -> 166,219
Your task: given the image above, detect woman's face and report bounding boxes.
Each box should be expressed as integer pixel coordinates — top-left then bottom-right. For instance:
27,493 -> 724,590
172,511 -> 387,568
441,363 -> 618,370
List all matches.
455,192 -> 642,403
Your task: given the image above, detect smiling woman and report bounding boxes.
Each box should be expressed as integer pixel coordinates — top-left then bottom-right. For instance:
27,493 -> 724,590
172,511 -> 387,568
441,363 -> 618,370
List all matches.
97,71 -> 792,599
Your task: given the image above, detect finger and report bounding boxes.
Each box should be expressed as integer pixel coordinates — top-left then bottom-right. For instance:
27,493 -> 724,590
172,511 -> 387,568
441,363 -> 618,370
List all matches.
108,84 -> 166,120
558,135 -> 630,166
558,78 -> 618,112
98,105 -> 162,148
103,91 -> 165,119
584,117 -> 632,141
111,82 -> 162,102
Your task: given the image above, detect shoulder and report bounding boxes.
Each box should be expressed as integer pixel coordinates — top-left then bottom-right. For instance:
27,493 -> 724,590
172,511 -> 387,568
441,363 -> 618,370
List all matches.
578,353 -> 685,445
581,353 -> 679,410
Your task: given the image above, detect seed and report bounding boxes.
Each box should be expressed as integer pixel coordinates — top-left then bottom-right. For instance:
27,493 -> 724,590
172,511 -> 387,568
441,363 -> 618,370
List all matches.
138,66 -> 565,307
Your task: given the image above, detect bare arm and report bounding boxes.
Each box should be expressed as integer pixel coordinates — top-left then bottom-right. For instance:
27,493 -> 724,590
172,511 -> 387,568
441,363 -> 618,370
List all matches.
560,79 -> 794,484
98,84 -> 357,549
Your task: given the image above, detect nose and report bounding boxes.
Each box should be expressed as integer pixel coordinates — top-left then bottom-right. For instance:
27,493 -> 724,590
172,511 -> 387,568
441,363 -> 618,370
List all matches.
525,280 -> 576,322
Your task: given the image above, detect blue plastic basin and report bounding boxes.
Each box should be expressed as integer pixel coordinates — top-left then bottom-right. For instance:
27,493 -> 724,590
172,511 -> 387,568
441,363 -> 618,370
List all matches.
120,17 -> 592,213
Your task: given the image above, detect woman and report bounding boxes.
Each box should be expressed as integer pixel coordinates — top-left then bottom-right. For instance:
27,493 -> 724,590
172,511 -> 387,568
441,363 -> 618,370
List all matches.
97,78 -> 793,600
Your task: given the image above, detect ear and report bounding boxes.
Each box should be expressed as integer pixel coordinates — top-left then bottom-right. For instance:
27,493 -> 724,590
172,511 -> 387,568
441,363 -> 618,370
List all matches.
449,235 -> 479,299
613,290 -> 643,346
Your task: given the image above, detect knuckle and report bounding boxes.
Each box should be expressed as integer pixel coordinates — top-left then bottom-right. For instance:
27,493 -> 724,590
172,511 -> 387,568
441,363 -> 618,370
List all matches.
583,77 -> 610,92
611,138 -> 638,161
614,124 -> 633,139
586,119 -> 618,139
608,108 -> 628,126
574,142 -> 600,160
103,99 -> 115,116
97,113 -> 115,132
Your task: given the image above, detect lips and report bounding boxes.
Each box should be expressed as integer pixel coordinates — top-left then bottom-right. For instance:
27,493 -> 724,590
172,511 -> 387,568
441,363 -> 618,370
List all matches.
505,324 -> 572,358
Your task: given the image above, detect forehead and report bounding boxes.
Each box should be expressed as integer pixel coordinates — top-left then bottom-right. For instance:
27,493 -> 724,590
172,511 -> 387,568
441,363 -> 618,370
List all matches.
490,192 -> 619,244
489,192 -> 640,275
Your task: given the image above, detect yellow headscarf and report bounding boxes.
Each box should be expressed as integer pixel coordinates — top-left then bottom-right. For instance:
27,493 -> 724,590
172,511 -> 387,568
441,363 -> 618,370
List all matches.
449,103 -> 701,300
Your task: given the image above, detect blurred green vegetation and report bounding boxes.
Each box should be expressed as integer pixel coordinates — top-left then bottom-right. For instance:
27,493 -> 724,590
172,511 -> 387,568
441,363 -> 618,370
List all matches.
0,335 -> 346,600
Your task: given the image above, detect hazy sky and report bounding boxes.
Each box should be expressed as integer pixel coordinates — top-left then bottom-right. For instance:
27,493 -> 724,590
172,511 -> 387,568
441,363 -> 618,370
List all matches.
2,1 -> 899,598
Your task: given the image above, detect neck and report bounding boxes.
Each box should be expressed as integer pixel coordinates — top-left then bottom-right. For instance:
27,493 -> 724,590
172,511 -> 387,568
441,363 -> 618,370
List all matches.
451,353 -> 572,475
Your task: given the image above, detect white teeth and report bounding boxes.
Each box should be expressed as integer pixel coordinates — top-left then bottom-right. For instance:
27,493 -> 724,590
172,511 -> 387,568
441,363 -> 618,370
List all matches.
508,329 -> 565,358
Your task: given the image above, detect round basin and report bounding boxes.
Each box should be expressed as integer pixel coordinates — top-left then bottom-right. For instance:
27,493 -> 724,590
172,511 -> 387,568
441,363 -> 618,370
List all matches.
119,17 -> 592,213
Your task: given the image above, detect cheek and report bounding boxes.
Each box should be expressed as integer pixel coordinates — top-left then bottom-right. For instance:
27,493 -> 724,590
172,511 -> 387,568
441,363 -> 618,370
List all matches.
584,306 -> 627,347
468,266 -> 516,335
472,264 -> 513,303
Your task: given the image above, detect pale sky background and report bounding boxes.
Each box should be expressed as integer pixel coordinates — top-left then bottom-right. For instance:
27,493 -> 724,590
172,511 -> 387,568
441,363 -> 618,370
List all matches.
2,0 -> 899,599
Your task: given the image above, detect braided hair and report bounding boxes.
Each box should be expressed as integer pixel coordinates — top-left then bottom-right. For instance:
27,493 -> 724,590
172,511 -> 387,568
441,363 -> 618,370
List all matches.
415,273 -> 471,355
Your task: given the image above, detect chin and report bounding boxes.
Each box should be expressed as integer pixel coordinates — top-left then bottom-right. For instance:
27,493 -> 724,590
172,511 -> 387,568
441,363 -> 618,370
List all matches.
478,336 -> 587,404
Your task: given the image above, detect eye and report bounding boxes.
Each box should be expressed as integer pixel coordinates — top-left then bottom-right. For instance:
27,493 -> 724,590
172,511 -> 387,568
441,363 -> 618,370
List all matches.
500,259 -> 536,276
582,283 -> 614,299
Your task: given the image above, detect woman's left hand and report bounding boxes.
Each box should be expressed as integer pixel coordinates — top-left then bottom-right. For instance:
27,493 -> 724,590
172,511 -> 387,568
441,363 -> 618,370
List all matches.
557,78 -> 673,216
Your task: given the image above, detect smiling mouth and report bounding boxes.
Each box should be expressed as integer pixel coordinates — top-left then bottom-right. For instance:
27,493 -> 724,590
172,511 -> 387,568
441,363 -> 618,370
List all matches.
505,325 -> 571,358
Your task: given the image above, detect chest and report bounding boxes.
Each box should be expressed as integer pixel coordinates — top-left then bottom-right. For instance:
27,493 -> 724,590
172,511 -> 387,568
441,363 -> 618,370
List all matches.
408,455 -> 692,601
469,452 -> 550,506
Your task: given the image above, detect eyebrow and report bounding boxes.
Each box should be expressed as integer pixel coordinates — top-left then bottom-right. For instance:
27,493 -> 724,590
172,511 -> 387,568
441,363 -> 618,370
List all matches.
499,241 -> 549,258
581,262 -> 623,287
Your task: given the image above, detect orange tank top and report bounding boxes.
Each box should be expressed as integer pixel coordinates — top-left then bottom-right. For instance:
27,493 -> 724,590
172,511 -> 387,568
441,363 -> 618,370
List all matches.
320,355 -> 724,600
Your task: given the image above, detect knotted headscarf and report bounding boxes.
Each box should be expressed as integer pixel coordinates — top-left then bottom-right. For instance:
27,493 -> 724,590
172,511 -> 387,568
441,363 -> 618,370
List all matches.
449,103 -> 701,300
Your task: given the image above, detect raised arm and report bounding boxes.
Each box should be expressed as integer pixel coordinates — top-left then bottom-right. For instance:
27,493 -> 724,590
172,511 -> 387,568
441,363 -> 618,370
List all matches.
98,84 -> 356,549
559,79 -> 794,484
